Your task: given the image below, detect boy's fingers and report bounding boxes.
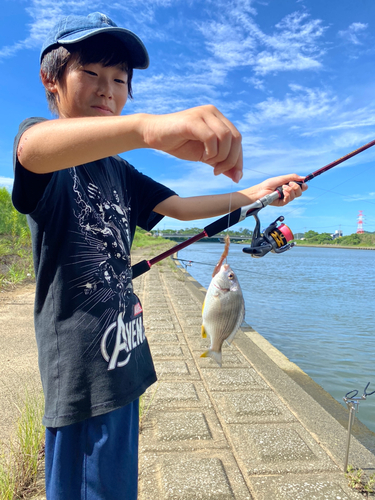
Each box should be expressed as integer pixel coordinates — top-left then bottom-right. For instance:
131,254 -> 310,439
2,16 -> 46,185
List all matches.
213,145 -> 243,175
214,145 -> 243,183
192,106 -> 243,176
223,166 -> 243,183
148,105 -> 243,178
280,180 -> 306,205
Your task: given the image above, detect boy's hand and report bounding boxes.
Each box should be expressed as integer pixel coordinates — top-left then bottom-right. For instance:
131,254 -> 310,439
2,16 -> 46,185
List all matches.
243,174 -> 308,206
142,105 -> 243,183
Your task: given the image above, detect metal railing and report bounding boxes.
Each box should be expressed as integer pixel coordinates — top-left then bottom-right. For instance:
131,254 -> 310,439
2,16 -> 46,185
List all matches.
343,382 -> 375,471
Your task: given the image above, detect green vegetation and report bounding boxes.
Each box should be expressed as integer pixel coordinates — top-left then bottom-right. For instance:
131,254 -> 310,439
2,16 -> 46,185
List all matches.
345,465 -> 375,496
132,227 -> 171,248
0,188 -> 34,288
296,229 -> 375,248
159,225 -> 375,249
0,389 -> 45,500
0,188 -> 173,289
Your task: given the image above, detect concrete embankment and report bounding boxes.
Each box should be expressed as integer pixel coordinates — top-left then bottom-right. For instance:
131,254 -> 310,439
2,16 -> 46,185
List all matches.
295,243 -> 375,250
134,249 -> 375,499
1,248 -> 375,499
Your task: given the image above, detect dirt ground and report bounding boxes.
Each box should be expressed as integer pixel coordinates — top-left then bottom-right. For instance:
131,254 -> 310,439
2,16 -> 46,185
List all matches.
0,281 -> 41,445
0,246 -> 154,446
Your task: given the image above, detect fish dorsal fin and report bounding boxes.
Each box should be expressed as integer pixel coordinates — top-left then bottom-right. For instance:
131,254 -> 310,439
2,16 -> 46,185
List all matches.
201,325 -> 207,338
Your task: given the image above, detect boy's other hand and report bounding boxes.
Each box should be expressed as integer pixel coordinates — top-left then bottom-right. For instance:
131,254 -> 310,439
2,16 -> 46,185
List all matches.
141,105 -> 243,183
251,174 -> 308,207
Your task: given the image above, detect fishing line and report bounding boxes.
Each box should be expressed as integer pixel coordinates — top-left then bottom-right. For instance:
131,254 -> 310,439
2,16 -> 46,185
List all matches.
224,180 -> 235,264
173,257 -> 275,278
174,256 -> 310,284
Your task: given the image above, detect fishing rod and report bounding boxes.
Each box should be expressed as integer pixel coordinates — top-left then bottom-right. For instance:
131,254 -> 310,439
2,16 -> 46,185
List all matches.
132,138 -> 375,278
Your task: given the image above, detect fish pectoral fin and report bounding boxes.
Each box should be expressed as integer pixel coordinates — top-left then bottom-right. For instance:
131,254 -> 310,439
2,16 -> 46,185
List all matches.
202,299 -> 206,315
201,325 -> 207,339
225,327 -> 239,346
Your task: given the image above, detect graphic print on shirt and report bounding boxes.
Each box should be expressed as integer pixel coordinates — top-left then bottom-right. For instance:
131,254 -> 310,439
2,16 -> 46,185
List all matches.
70,167 -> 146,370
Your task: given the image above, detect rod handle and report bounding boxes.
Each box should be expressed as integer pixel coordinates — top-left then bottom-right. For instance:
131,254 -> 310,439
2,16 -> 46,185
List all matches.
204,208 -> 242,237
132,260 -> 151,279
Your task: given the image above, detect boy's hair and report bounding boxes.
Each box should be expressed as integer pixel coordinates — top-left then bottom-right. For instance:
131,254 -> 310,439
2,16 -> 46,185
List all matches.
41,34 -> 134,115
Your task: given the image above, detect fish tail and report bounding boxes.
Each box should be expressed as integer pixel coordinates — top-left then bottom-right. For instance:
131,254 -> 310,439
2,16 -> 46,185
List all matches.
200,349 -> 222,367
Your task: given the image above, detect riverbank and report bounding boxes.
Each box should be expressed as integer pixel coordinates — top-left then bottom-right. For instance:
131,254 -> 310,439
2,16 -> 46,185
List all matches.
138,250 -> 375,498
2,247 -> 375,499
295,243 -> 375,250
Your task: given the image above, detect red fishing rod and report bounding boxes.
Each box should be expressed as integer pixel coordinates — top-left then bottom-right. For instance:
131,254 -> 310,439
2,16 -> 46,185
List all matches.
132,139 -> 375,278
303,139 -> 375,182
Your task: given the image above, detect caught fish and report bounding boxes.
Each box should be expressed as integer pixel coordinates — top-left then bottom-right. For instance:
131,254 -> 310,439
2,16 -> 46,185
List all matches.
200,237 -> 245,367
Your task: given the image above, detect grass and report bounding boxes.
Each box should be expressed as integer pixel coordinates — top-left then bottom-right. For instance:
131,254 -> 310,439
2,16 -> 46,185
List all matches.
132,229 -> 169,249
0,235 -> 34,289
295,232 -> 375,248
0,187 -> 35,290
0,227 -> 172,290
0,389 -> 45,500
346,465 -> 375,497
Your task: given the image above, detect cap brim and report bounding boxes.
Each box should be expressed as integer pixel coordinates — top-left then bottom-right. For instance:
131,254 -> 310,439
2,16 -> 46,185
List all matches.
55,26 -> 149,69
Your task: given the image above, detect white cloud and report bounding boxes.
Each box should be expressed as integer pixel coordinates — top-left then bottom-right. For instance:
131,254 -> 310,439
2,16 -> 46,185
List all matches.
253,12 -> 326,75
243,84 -> 337,128
0,177 -> 14,189
128,73 -> 222,114
244,77 -> 266,91
0,0 -> 102,59
153,160 -> 235,197
300,106 -> 375,136
343,192 -> 375,202
198,9 -> 327,76
338,22 -> 368,45
200,21 -> 257,69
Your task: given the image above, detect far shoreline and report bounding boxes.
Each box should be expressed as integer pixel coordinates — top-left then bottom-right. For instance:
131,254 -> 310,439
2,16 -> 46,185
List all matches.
293,243 -> 375,250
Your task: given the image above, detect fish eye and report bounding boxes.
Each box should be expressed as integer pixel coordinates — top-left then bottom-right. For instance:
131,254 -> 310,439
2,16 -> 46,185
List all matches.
228,272 -> 234,280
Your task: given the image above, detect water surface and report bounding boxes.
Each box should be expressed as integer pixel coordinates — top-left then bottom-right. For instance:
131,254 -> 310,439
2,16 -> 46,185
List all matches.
178,243 -> 375,433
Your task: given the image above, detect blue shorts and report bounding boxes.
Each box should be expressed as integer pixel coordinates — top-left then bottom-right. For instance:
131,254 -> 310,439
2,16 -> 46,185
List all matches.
45,400 -> 139,500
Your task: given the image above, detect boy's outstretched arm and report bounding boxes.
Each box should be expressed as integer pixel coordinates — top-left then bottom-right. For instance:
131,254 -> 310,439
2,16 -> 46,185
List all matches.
17,105 -> 242,183
153,174 -> 308,221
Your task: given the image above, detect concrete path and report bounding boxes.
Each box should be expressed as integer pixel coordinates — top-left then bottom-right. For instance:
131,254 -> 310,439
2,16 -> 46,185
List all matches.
1,248 -> 375,499
0,282 -> 41,444
134,250 -> 375,500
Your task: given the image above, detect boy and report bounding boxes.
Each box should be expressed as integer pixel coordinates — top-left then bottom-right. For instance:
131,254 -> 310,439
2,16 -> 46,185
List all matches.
12,12 -> 307,500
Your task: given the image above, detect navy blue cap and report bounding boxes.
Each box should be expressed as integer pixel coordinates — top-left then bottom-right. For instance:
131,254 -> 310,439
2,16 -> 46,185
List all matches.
40,12 -> 149,69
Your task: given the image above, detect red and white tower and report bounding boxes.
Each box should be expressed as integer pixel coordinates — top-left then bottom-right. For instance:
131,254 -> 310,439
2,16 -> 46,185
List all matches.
356,210 -> 364,234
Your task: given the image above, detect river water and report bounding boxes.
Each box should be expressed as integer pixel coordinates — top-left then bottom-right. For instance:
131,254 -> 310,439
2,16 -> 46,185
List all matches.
178,242 -> 375,433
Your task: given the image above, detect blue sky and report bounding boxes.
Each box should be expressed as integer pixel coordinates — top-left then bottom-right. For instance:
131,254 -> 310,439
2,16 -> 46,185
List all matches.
1,0 -> 375,235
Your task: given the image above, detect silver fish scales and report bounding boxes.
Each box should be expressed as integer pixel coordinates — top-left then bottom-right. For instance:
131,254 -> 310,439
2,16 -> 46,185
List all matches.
200,263 -> 245,367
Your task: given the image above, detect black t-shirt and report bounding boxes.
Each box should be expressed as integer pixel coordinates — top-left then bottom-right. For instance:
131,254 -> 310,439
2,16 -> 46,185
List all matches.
13,117 -> 176,427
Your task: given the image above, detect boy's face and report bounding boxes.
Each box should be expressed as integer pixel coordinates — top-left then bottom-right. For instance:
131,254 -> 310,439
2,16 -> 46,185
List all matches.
52,57 -> 129,118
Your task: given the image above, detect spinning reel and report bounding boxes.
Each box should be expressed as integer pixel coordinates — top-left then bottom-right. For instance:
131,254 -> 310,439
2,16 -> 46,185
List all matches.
243,211 -> 295,258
